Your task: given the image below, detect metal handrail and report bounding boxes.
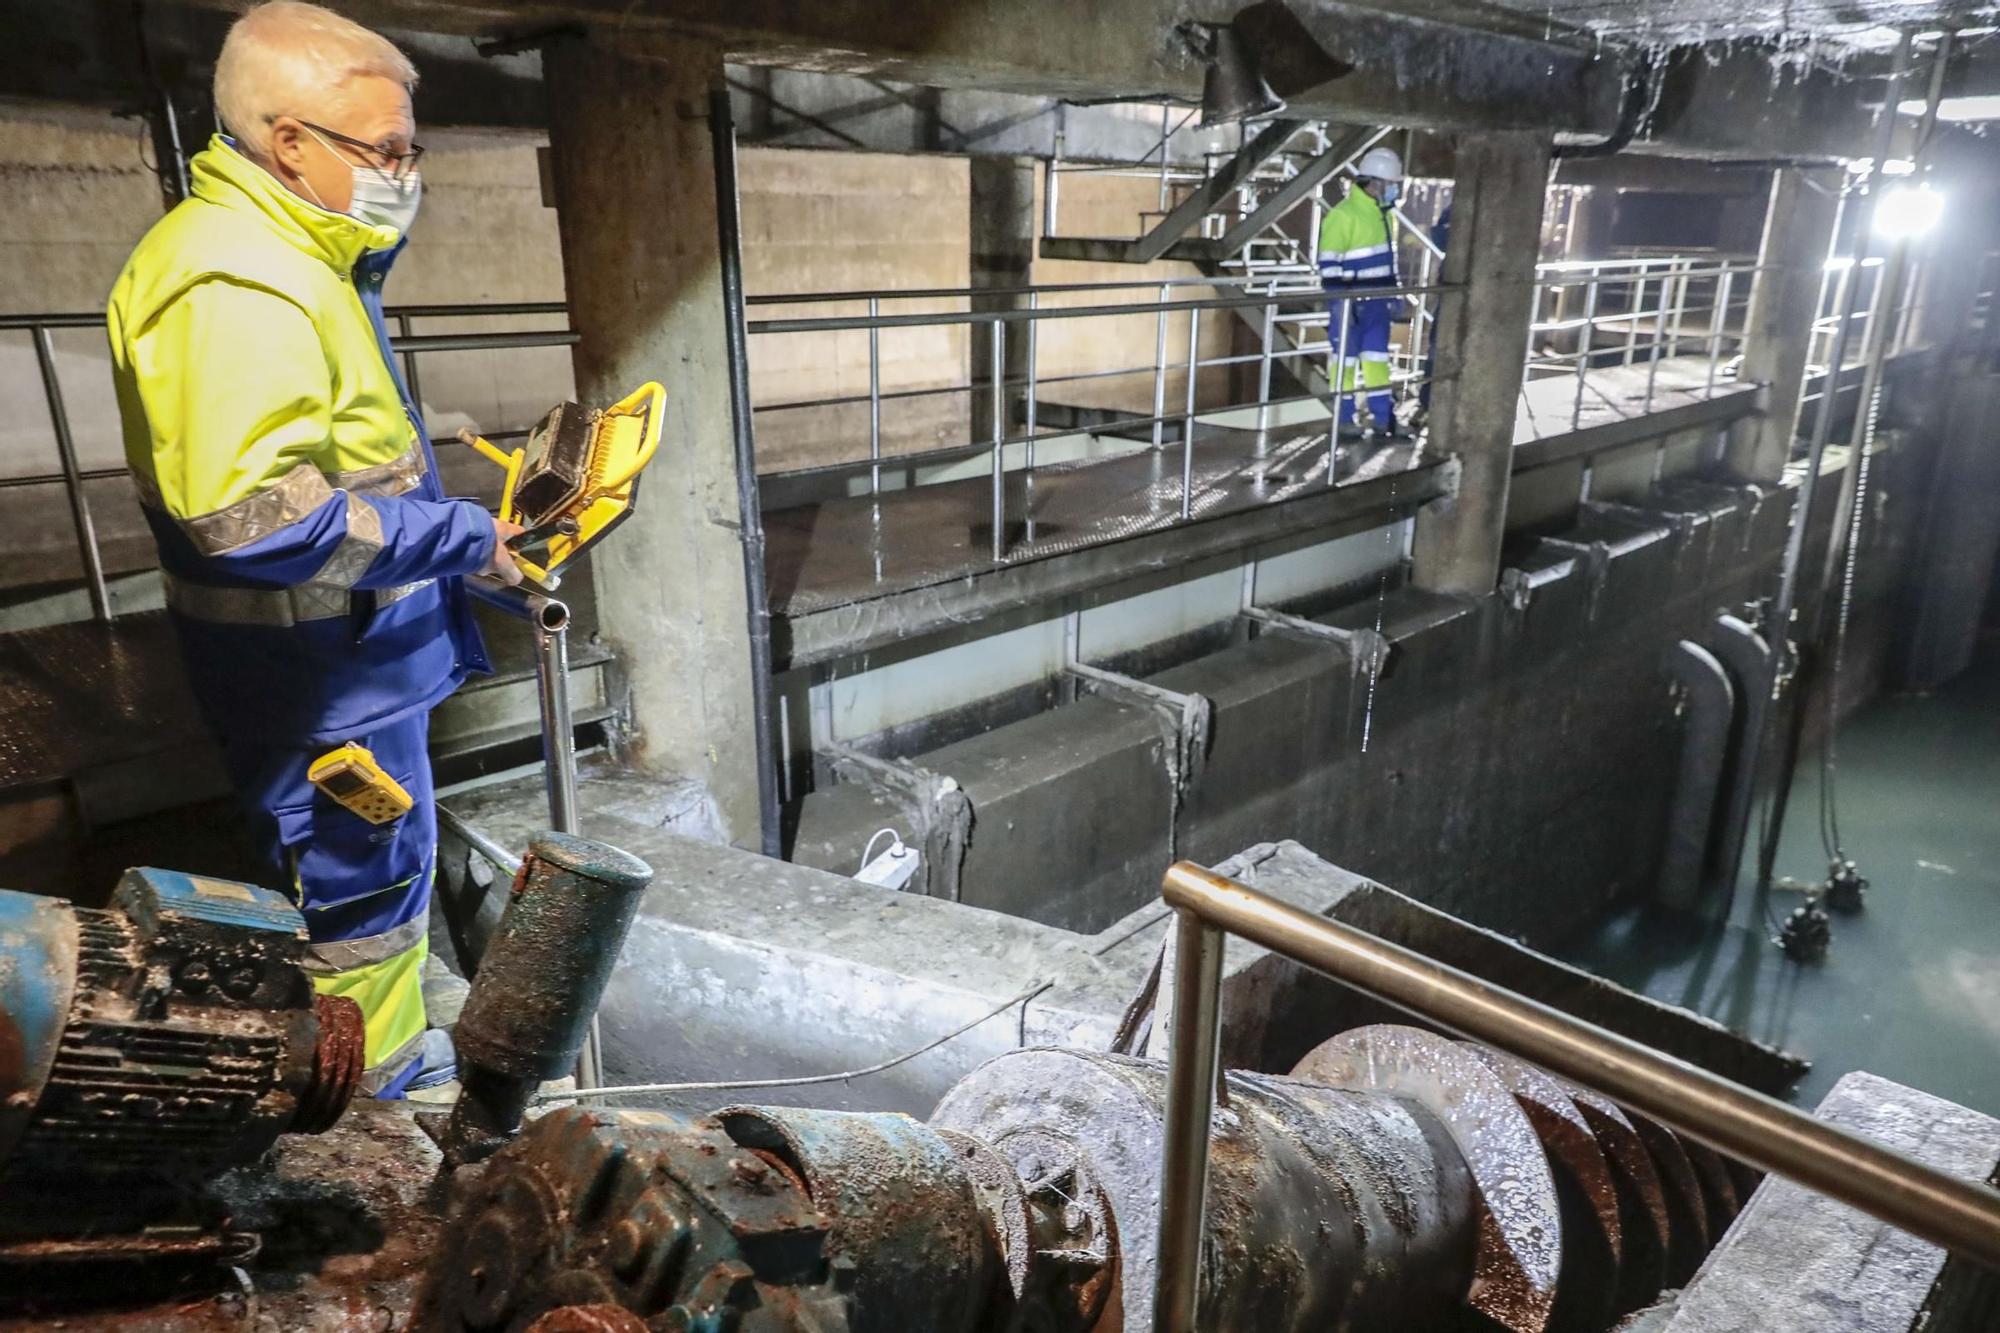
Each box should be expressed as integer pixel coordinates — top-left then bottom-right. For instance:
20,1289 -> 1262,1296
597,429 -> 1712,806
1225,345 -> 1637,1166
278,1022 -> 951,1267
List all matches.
748,281 -> 1453,335
1151,860 -> 2000,1333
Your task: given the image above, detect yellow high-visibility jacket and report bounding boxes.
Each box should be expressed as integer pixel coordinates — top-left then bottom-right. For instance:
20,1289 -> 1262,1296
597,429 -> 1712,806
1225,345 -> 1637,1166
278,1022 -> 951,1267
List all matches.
107,136 -> 493,743
1316,185 -> 1398,292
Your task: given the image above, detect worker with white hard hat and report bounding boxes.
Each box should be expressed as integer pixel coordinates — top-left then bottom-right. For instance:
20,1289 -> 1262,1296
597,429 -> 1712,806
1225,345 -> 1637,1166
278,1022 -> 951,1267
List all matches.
1317,145 -> 1407,439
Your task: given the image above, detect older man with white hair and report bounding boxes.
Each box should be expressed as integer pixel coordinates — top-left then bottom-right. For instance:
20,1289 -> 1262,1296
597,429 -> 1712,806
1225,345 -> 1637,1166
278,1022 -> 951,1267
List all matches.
107,1 -> 521,1096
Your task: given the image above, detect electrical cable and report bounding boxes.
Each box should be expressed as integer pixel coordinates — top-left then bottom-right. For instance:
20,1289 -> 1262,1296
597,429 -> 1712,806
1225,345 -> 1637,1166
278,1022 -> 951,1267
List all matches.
546,978 -> 1057,1103
859,826 -> 901,872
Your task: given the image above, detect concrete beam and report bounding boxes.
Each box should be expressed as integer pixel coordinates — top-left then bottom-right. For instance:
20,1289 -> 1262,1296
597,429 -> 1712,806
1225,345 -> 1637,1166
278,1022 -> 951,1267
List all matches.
165,0 -> 1623,136
543,32 -> 763,840
0,1 -> 1212,163
1725,167 -> 1844,483
1412,130 -> 1554,596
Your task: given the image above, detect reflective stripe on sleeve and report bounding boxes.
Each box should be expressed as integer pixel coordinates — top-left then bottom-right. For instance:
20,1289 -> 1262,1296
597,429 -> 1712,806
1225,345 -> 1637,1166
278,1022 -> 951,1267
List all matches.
176,462 -> 334,556
307,492 -> 386,592
331,441 -> 427,498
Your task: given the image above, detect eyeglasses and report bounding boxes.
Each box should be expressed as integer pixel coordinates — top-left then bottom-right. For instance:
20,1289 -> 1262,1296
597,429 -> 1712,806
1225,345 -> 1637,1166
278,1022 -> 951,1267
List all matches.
299,121 -> 426,181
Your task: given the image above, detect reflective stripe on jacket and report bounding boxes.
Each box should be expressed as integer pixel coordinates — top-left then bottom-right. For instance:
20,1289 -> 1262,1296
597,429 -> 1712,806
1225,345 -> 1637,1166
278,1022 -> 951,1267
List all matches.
1317,184 -> 1399,292
107,136 -> 491,743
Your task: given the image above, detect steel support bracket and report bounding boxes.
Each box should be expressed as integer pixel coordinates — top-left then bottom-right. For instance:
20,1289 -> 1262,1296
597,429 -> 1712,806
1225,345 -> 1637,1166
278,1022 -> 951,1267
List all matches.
824,745 -> 975,902
1498,554 -> 1579,612
1239,605 -> 1392,679
1064,662 -> 1211,848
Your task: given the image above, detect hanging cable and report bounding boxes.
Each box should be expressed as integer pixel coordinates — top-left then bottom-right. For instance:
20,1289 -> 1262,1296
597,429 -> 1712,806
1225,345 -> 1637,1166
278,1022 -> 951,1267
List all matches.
546,978 -> 1056,1103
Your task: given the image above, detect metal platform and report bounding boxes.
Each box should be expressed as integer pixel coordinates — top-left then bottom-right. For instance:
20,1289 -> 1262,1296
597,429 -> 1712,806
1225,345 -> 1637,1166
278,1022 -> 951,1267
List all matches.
0,612 -> 213,805
766,422 -> 1445,667
765,356 -> 1766,667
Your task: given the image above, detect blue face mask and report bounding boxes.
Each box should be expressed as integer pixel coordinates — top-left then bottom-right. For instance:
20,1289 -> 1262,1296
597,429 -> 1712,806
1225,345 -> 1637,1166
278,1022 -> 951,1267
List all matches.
1380,182 -> 1402,207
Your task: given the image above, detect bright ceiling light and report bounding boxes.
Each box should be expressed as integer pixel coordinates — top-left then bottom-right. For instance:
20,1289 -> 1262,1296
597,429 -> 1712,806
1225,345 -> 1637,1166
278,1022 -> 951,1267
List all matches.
1897,95 -> 2000,121
1873,183 -> 1945,239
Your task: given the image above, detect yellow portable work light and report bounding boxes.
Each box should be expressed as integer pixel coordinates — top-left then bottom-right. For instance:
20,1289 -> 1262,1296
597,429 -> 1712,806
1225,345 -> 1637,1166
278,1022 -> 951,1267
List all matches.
456,381 -> 666,590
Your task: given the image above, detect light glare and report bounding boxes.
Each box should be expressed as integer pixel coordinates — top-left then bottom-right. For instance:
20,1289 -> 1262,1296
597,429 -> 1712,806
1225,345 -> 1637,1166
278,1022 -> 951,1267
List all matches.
1873,183 -> 1944,240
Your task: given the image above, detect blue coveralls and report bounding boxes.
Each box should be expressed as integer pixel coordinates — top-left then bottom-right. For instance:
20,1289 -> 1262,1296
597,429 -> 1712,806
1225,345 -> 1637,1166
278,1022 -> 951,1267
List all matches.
107,140 -> 495,1096
215,244 -> 487,1098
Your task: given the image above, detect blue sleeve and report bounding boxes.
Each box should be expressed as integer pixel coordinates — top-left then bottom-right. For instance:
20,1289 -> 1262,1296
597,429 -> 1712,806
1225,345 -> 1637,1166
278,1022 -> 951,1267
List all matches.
353,494 -> 497,589
206,492 -> 495,588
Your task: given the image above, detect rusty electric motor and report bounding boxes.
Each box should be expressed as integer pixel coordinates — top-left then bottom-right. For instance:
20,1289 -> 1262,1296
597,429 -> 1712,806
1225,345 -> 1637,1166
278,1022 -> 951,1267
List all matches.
0,867 -> 363,1294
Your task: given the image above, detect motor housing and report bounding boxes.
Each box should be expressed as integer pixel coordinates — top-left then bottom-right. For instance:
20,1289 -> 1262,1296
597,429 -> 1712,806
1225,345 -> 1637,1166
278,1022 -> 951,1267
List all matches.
0,868 -> 362,1286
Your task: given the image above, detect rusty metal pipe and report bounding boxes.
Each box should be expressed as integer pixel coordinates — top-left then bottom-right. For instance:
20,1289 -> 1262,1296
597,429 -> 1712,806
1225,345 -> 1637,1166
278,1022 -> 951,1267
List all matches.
1156,861 -> 2000,1304
440,832 -> 653,1167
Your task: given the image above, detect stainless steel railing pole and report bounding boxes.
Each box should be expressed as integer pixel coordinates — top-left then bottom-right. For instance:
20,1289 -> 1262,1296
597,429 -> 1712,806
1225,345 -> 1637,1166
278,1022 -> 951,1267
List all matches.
867,295 -> 882,498
467,577 -> 597,1087
1151,906 -> 1226,1333
1572,269 -> 1600,432
1645,261 -> 1672,411
990,320 -> 1007,562
1254,285 -> 1276,452
1025,290 -> 1040,542
1708,266 -> 1734,396
1152,283 -> 1171,450
32,326 -> 112,623
1180,307 -> 1200,521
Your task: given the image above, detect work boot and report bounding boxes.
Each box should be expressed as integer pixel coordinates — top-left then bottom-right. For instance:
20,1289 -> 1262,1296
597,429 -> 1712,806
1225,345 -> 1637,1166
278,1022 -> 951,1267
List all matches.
387,1027 -> 461,1102
1336,421 -> 1368,443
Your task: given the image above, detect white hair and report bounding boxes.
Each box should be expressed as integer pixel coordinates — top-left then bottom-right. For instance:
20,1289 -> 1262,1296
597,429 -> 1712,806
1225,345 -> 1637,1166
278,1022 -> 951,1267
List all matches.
213,2 -> 418,158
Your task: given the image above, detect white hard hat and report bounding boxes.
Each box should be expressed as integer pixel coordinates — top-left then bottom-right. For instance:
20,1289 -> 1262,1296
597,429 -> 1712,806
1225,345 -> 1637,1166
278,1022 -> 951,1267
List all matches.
1355,146 -> 1405,183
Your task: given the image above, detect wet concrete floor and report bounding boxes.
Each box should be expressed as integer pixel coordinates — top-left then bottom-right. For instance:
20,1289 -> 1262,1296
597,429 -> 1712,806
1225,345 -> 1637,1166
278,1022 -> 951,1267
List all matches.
1559,638 -> 2000,1115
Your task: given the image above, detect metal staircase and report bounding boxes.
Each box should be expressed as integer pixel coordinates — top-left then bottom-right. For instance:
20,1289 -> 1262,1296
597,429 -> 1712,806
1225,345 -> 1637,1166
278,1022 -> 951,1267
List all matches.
1040,119 -> 1405,400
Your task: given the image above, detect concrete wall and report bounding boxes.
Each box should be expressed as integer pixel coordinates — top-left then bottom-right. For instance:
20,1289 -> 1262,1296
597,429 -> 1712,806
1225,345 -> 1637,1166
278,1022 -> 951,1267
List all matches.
1035,169 -> 1236,416
742,149 -> 971,473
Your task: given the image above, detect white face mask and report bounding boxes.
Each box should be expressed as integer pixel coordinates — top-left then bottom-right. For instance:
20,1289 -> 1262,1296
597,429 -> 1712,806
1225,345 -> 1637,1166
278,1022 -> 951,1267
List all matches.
303,127 -> 423,237
348,164 -> 423,236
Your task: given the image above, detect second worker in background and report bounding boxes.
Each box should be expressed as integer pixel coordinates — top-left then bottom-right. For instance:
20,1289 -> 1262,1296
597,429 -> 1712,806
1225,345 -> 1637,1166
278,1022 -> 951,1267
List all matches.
1318,146 -> 1409,442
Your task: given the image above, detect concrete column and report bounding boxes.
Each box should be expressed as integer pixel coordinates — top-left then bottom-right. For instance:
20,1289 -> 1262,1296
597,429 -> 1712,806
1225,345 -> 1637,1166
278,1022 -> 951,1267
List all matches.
969,156 -> 1037,435
1724,167 -> 1842,482
1411,130 -> 1553,597
544,34 -> 763,842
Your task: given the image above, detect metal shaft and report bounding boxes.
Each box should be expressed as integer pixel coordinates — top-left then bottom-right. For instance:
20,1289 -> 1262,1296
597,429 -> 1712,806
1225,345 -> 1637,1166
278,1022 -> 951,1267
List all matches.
535,617 -> 579,837
1155,860 -> 2000,1317
441,832 -> 654,1167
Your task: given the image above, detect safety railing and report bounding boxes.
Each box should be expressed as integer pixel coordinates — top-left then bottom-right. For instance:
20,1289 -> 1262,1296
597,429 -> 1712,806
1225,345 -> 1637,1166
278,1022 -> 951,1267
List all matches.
746,272 -> 1454,562
0,303 -> 574,624
1522,254 -> 1761,439
1150,860 -> 2000,1333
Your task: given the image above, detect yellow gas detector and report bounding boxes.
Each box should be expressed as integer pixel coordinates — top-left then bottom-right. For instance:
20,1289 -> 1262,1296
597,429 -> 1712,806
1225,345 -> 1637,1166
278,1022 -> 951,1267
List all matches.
307,743 -> 415,825
456,381 -> 666,591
